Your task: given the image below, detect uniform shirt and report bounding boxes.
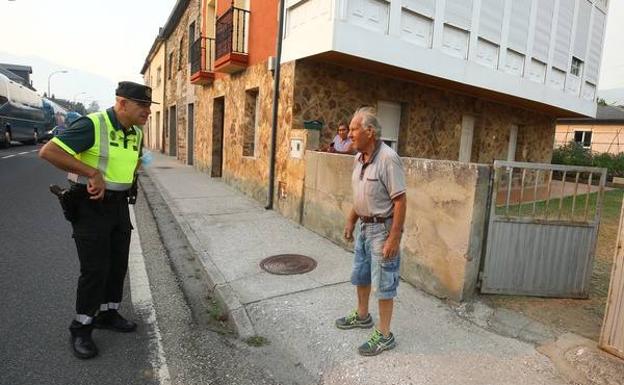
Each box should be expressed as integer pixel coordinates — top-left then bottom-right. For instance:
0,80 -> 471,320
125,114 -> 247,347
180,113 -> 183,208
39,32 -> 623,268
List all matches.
352,141 -> 406,218
53,108 -> 142,156
332,134 -> 352,153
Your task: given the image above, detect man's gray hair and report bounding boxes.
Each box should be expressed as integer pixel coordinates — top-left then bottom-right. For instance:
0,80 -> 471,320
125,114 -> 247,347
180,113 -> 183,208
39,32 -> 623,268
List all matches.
354,106 -> 382,138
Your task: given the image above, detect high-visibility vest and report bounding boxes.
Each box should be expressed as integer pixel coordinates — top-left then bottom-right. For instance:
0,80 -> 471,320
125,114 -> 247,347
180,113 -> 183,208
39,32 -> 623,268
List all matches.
72,111 -> 142,191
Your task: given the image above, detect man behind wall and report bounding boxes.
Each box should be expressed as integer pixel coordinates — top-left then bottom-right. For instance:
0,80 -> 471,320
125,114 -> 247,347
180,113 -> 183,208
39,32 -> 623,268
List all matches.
336,106 -> 407,356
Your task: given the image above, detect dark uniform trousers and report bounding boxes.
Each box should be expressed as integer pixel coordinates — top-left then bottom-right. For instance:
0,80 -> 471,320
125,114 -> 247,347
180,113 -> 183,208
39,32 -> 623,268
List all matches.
70,186 -> 132,317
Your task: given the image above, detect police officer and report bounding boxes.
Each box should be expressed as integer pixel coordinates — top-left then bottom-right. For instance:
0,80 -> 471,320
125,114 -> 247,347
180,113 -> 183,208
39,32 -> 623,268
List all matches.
39,81 -> 155,359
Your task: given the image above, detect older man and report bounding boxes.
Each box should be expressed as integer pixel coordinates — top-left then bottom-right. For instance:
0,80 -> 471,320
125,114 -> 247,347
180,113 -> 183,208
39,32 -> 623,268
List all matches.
336,106 -> 407,356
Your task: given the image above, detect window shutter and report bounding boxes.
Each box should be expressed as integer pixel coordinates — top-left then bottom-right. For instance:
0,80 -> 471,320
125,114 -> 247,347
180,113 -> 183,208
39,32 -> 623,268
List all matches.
479,0 -> 504,43
586,9 -> 606,82
532,0 -> 555,62
444,0 -> 473,30
402,0 -> 435,18
508,0 -> 532,53
552,0 -> 574,70
573,1 -> 592,60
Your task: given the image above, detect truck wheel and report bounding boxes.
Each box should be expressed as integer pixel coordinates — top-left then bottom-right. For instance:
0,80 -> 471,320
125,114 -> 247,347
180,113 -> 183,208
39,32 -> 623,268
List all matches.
1,131 -> 10,149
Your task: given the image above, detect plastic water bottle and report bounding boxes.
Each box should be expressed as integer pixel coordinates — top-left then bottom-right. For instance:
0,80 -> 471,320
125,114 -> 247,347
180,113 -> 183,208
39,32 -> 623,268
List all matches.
141,150 -> 153,167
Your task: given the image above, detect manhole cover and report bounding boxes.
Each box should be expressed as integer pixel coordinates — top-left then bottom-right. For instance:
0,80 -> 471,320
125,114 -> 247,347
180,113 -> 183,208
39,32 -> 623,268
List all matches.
155,166 -> 172,169
260,254 -> 317,275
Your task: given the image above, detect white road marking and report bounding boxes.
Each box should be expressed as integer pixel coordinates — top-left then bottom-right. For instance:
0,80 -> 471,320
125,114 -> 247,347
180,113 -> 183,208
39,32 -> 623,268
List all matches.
128,207 -> 171,385
18,152 -> 29,155
31,149 -> 39,153
2,154 -> 15,159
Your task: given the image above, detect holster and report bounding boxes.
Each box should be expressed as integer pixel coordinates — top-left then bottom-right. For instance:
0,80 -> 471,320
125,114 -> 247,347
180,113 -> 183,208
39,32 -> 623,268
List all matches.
49,184 -> 78,222
128,176 -> 138,205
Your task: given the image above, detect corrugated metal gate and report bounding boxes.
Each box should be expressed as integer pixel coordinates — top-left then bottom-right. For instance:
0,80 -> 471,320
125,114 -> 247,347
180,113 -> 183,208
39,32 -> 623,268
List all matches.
481,161 -> 607,298
599,201 -> 624,359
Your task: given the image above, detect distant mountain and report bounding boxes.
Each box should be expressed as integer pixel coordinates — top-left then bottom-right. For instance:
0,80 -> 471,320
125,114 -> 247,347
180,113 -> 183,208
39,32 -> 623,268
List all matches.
0,51 -> 116,107
598,88 -> 624,106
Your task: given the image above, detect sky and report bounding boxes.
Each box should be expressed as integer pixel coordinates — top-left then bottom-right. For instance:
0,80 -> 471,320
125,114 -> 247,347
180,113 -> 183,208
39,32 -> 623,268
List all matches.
0,0 -> 623,107
0,0 -> 174,107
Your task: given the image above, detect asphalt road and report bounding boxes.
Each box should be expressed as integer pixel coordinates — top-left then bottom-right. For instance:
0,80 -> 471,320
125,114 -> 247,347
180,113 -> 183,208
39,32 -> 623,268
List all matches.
0,143 -> 158,385
0,143 -> 303,385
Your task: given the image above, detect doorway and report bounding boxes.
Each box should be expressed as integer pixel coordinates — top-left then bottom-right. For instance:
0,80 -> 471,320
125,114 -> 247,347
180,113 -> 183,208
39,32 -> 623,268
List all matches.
187,103 -> 194,165
212,97 -> 224,177
169,105 -> 177,157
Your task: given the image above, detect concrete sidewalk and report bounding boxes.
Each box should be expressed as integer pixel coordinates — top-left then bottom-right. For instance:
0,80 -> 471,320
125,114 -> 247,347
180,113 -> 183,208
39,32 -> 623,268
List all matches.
142,153 -> 569,385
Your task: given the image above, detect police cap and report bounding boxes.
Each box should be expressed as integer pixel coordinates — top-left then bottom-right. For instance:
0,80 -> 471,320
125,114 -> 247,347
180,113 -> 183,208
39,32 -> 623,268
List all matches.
115,81 -> 159,104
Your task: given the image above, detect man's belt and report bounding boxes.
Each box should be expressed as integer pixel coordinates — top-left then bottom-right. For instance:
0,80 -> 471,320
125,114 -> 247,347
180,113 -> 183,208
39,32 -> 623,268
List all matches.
70,184 -> 129,201
359,215 -> 392,223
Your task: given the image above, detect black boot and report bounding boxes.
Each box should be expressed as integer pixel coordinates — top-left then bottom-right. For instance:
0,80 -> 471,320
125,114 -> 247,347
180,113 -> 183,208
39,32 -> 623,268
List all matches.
94,310 -> 137,332
69,321 -> 98,359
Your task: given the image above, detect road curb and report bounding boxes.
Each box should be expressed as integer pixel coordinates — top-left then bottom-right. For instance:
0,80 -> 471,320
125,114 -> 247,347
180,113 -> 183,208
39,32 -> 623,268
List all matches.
139,169 -> 256,339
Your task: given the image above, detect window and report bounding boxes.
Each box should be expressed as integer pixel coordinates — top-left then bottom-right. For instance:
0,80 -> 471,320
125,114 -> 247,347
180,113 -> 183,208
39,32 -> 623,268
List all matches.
571,57 -> 584,77
156,66 -> 162,86
188,22 -> 195,64
0,95 -> 8,106
168,52 -> 174,79
243,88 -> 259,157
376,101 -> 401,151
574,130 -> 592,148
178,38 -> 184,70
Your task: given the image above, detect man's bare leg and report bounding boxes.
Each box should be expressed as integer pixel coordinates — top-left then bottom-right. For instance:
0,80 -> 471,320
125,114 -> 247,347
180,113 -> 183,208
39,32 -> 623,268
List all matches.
357,285 -> 371,318
378,298 -> 393,336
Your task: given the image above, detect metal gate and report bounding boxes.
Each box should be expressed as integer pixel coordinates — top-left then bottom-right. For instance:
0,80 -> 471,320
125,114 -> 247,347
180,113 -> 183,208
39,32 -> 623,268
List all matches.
481,160 -> 607,298
599,200 -> 624,359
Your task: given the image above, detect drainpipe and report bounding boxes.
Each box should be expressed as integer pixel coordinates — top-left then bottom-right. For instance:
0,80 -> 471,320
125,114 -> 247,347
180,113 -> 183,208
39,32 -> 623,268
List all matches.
266,0 -> 286,210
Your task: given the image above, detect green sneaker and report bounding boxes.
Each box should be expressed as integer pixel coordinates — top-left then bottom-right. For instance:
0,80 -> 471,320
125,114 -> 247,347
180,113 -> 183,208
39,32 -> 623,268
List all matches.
358,328 -> 396,356
335,310 -> 373,330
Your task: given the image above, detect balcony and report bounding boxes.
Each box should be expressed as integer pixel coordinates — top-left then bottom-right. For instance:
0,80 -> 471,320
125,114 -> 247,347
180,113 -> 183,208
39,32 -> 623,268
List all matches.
190,37 -> 216,85
214,6 -> 249,74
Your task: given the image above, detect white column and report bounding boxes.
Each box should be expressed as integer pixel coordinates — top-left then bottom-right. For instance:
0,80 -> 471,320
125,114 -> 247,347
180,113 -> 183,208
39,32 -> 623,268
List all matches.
459,115 -> 475,162
497,0 -> 512,69
388,0 -> 402,36
507,124 -> 518,161
545,0 -> 561,85
432,0 -> 446,49
467,0 -> 481,62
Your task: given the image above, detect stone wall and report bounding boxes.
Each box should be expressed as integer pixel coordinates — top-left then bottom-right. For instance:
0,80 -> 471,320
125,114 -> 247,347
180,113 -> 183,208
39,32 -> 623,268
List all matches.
293,59 -> 556,164
164,0 -> 200,163
303,151 -> 491,301
193,61 -> 297,209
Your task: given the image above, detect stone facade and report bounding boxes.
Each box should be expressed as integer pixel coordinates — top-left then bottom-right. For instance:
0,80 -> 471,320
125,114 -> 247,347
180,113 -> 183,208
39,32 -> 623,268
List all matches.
193,61 -> 296,209
293,59 -> 556,164
142,39 -> 166,153
164,0 -> 200,164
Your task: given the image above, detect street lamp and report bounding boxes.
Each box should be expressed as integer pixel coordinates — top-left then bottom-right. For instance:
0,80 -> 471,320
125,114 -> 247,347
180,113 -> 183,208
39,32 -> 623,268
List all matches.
47,70 -> 68,98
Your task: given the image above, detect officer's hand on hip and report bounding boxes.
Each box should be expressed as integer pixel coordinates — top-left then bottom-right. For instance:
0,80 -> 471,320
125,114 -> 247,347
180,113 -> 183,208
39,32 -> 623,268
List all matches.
87,170 -> 105,200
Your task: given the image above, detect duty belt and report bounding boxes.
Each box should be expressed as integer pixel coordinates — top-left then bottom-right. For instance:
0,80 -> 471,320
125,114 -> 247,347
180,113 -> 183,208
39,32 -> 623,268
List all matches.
70,184 -> 129,201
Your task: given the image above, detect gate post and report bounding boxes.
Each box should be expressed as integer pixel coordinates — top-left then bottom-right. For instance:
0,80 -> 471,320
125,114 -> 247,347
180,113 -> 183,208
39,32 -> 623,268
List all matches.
599,198 -> 624,359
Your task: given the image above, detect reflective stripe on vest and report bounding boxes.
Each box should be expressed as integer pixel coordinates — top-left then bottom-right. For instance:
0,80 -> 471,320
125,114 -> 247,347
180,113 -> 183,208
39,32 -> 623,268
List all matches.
68,111 -> 142,191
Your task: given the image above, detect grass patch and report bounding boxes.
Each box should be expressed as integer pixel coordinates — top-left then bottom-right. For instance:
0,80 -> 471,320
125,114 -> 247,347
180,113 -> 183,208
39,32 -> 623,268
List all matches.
494,189 -> 624,222
207,298 -> 228,322
245,335 -> 270,347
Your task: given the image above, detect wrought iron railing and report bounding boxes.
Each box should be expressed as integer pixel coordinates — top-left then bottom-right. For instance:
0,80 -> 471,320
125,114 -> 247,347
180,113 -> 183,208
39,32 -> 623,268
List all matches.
215,6 -> 250,60
190,36 -> 215,74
